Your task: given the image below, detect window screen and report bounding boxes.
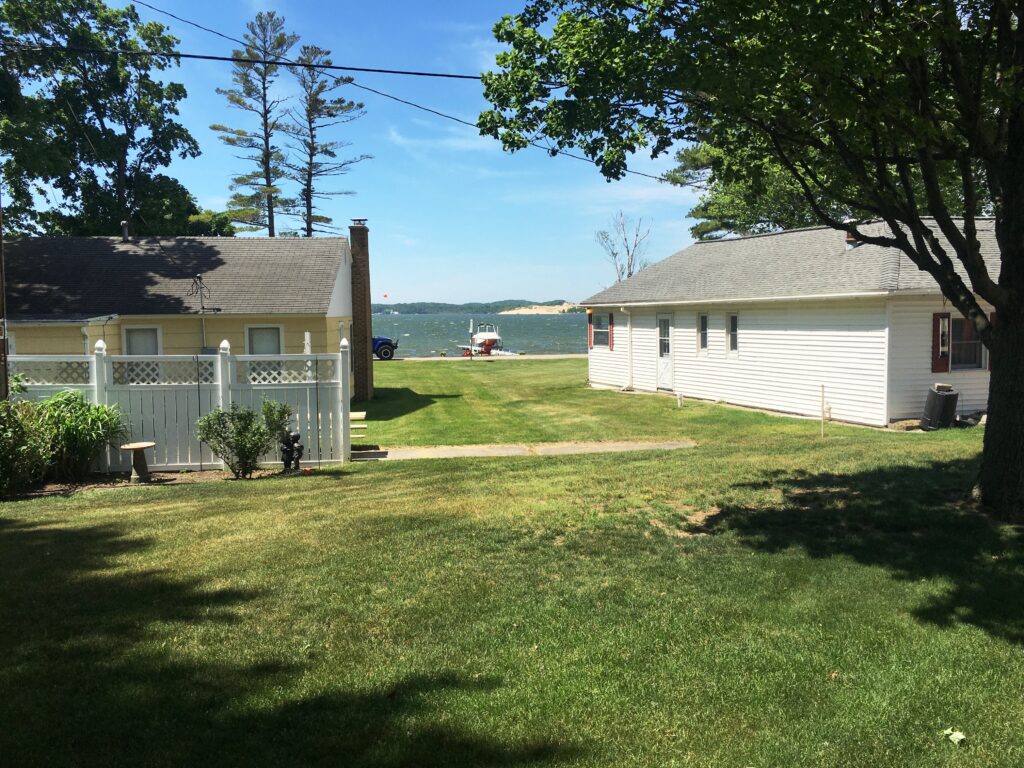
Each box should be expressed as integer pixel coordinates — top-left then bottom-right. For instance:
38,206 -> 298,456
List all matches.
125,328 -> 159,355
951,318 -> 983,369
248,327 -> 282,355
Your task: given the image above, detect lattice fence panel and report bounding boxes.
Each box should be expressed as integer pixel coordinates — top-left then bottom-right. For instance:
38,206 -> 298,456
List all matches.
236,358 -> 337,385
111,359 -> 216,386
10,359 -> 91,385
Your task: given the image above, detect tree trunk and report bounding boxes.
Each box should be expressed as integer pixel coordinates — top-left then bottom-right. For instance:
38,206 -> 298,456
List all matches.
265,146 -> 275,238
305,169 -> 313,238
980,315 -> 1024,520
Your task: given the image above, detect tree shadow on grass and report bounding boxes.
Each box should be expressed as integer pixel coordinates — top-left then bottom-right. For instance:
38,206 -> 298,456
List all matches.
701,458 -> 1024,645
357,388 -> 462,422
0,517 -> 578,766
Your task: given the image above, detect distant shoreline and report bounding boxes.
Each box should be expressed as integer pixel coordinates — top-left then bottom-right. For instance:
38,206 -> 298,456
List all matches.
497,302 -> 578,315
371,299 -> 576,315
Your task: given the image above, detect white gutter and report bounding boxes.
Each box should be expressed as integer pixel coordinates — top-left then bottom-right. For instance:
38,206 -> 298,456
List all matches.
619,306 -> 633,391
588,290 -> 891,309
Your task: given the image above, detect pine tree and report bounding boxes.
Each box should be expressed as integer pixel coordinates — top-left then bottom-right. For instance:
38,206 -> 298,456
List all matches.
284,45 -> 370,237
210,12 -> 297,236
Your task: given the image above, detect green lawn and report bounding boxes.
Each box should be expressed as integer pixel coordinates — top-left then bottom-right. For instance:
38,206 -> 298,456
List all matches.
2,360 -> 1022,766
363,357 -> 848,447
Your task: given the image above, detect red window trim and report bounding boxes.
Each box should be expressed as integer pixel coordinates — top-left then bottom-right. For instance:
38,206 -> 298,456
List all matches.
587,311 -> 594,350
608,313 -> 615,352
932,312 -> 951,374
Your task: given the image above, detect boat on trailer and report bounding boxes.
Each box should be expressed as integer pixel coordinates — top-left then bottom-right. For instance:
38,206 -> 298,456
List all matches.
459,320 -> 519,356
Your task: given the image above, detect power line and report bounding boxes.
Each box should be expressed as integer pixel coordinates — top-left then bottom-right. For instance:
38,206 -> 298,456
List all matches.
0,40 -> 486,81
130,1 -> 671,184
0,11 -> 670,184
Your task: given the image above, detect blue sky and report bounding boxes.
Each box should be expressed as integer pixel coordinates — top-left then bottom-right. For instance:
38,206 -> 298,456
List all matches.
130,0 -> 699,303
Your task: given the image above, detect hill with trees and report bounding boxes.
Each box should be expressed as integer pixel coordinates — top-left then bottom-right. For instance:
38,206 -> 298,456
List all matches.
372,299 -> 569,315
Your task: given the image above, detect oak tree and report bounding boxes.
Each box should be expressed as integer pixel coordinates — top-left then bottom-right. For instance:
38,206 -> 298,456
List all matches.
482,0 -> 1024,518
0,0 -> 199,235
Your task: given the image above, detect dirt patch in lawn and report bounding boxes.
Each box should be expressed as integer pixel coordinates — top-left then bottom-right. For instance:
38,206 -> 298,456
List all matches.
648,505 -> 720,538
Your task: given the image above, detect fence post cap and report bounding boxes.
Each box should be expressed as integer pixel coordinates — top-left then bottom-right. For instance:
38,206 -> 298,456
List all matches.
94,339 -> 107,354
219,339 -> 231,353
340,337 -> 350,352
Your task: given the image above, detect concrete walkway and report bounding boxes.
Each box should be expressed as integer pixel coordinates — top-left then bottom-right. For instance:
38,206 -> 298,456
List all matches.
352,439 -> 695,461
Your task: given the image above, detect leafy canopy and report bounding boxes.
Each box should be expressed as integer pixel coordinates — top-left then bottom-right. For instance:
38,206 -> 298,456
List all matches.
481,0 -> 1024,517
0,0 -> 199,235
480,1 -> 1021,328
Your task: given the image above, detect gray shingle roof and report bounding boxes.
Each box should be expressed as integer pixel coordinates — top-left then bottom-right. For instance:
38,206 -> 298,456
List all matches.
584,220 -> 1000,306
4,236 -> 349,319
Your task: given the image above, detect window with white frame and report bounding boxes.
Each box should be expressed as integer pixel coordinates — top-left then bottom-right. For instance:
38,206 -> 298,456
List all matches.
592,314 -> 610,347
951,317 -> 984,369
124,327 -> 159,355
697,313 -> 708,352
247,326 -> 283,355
727,313 -> 739,352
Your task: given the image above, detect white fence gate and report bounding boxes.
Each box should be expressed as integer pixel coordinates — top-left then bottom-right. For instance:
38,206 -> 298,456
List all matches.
9,339 -> 352,472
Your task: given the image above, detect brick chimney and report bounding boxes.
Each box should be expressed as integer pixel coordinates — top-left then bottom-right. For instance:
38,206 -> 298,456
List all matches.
349,219 -> 373,401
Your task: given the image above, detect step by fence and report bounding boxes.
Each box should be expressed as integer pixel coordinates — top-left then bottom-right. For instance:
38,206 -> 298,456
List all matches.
9,339 -> 352,472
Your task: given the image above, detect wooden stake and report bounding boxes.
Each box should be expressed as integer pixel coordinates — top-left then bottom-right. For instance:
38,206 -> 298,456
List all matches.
820,384 -> 825,438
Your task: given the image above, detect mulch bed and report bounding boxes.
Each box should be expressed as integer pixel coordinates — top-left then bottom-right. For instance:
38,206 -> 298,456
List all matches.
9,468 -> 314,499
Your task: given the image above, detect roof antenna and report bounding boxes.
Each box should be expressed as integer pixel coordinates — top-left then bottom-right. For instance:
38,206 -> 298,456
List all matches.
187,274 -> 221,351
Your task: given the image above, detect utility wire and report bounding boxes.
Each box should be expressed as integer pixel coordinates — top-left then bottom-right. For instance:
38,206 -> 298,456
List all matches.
1,40 -> 487,81
120,1 -> 672,183
0,19 -> 669,183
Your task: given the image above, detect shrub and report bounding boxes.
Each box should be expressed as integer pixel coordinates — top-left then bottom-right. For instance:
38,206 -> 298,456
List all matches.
8,373 -> 27,396
0,399 -> 53,496
39,391 -> 127,482
261,399 -> 292,443
196,400 -> 293,479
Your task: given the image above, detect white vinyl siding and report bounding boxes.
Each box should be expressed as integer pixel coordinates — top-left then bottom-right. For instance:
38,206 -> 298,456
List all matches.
674,301 -> 889,425
887,297 -> 991,419
589,300 -> 890,425
588,316 -> 628,388
627,312 -> 659,393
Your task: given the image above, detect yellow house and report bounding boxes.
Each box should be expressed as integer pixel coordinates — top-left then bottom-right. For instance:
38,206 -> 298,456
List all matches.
6,227 -> 370,363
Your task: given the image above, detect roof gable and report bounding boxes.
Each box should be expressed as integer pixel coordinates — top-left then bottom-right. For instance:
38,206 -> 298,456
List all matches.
4,236 -> 349,320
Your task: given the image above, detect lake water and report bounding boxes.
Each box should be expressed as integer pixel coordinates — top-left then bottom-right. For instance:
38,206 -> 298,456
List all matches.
371,313 -> 588,357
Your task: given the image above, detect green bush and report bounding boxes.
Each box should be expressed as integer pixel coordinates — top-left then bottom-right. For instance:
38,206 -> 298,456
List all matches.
8,373 -> 27,396
261,399 -> 293,443
196,400 -> 293,479
39,391 -> 127,482
0,399 -> 53,496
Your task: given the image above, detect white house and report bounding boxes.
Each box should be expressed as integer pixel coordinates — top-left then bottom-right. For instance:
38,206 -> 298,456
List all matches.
583,221 -> 996,426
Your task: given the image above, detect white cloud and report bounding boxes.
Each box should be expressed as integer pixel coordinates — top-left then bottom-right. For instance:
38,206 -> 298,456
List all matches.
387,125 -> 496,154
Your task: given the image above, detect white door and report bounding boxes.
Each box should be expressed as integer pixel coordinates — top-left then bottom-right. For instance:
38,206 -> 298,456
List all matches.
656,314 -> 673,390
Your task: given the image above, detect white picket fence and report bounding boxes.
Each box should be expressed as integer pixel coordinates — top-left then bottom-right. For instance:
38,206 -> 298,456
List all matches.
9,339 -> 352,472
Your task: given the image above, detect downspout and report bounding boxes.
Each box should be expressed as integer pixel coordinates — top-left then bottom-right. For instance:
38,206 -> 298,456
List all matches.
619,306 -> 633,391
